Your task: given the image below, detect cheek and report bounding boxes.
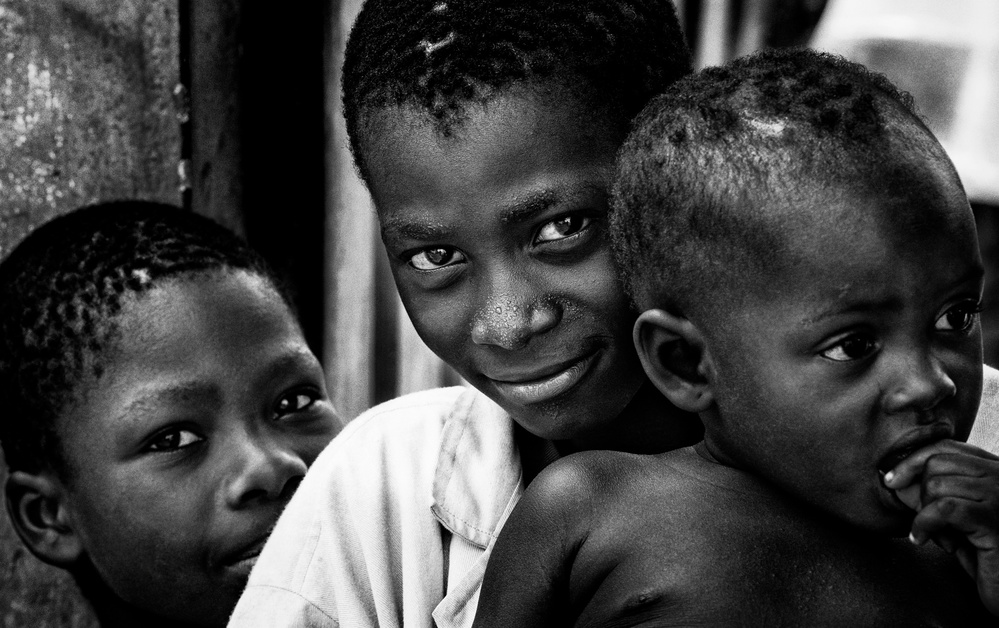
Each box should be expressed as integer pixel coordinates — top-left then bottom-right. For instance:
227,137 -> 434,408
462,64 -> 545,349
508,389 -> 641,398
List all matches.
952,350 -> 984,440
296,429 -> 340,467
402,292 -> 471,360
74,473 -> 211,584
558,252 -> 635,331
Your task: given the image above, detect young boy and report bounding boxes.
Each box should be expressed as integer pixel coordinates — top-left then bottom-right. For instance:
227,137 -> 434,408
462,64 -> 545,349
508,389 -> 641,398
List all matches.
471,49 -> 999,626
231,3 -> 999,626
0,201 -> 342,627
228,2 -> 703,626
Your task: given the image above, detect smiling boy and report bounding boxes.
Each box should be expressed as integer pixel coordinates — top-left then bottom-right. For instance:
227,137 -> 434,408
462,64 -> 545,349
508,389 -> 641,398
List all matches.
228,3 -> 703,626
471,49 -> 999,626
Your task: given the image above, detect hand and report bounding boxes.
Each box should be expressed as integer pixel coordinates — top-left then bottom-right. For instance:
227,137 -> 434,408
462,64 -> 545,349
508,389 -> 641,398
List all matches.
883,440 -> 999,615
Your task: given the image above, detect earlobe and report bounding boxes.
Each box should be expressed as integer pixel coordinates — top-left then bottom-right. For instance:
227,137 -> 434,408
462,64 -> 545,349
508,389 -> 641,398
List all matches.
633,309 -> 715,413
5,470 -> 83,567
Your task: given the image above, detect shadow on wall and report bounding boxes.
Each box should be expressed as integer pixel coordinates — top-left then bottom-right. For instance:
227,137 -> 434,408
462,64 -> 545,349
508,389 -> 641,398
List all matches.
0,0 -> 181,625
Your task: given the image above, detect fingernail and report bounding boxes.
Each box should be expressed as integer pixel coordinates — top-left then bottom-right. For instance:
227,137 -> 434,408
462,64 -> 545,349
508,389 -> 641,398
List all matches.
884,470 -> 895,484
908,532 -> 919,545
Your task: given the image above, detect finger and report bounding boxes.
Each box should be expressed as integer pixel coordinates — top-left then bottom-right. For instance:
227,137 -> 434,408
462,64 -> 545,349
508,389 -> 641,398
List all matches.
910,495 -> 999,550
920,473 -> 993,505
884,442 -> 998,489
954,544 -> 978,579
893,482 -> 921,511
916,528 -> 967,556
924,453 -> 999,480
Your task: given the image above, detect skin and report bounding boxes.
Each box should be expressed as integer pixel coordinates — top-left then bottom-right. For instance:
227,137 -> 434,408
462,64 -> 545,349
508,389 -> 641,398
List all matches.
699,179 -> 984,534
362,85 -> 701,460
53,270 -> 340,626
472,165 -> 999,626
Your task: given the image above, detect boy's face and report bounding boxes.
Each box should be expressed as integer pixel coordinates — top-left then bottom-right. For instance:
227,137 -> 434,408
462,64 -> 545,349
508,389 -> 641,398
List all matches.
362,88 -> 648,444
57,270 -> 340,625
701,178 -> 983,534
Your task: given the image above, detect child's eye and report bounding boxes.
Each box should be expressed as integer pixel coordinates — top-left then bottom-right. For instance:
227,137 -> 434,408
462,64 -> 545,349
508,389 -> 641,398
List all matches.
935,301 -> 982,332
273,390 -> 319,419
146,428 -> 204,452
821,334 -> 879,362
408,246 -> 467,270
535,215 -> 592,244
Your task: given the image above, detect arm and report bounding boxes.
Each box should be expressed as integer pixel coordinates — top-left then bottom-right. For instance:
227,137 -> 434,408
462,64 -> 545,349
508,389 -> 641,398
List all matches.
884,440 -> 999,615
472,458 -> 596,628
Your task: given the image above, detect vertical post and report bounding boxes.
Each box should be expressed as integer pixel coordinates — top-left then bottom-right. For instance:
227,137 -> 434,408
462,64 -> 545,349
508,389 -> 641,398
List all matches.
694,0 -> 732,69
734,0 -> 771,58
186,0 -> 244,234
324,0 -> 378,421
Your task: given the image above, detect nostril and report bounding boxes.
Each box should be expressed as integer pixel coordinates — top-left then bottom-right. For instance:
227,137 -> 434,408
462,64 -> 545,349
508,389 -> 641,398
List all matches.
237,488 -> 269,506
280,475 -> 304,500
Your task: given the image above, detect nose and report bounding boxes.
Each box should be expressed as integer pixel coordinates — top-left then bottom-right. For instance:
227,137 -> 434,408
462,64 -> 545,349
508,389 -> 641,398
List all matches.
470,294 -> 562,350
224,430 -> 308,509
880,346 -> 958,416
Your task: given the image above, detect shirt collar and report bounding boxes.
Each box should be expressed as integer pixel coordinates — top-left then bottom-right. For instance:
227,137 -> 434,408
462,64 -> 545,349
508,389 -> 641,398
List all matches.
431,388 -> 523,549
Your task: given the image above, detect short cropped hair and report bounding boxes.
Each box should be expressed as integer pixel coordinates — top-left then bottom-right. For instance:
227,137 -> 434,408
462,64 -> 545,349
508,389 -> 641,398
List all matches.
0,201 -> 286,476
610,48 -> 957,315
342,0 -> 692,182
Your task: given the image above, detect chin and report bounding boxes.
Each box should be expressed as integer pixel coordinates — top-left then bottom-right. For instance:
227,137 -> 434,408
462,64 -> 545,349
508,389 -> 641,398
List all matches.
832,505 -> 916,539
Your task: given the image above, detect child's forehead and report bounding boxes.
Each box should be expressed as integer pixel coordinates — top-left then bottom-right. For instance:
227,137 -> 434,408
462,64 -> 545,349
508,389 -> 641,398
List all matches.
362,80 -> 616,153
704,170 -> 977,310
361,85 -> 622,215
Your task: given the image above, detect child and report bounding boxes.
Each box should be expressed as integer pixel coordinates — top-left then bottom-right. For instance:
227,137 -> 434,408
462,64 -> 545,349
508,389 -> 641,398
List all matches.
0,201 -> 342,627
228,1 -> 703,626
471,48 -> 999,626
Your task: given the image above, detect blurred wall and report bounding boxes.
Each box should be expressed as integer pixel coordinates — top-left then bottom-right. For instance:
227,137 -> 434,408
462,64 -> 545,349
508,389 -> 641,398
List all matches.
0,1 -> 180,625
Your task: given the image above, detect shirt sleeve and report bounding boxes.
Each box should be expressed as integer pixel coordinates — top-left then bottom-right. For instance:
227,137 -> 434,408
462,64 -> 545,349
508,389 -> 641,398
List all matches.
228,584 -> 338,627
970,363 -> 999,455
227,389 -> 460,628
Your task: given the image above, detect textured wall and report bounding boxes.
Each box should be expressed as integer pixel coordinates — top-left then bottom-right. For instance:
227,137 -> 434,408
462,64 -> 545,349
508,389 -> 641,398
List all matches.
0,0 -> 180,625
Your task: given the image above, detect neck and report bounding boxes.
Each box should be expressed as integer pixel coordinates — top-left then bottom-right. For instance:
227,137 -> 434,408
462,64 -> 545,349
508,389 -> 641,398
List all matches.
560,379 -> 703,456
73,564 -> 207,628
517,380 -> 703,484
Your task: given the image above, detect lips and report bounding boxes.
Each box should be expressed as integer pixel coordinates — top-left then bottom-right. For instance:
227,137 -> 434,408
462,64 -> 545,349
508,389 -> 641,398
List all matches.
876,425 -> 954,474
217,533 -> 270,577
486,351 -> 598,406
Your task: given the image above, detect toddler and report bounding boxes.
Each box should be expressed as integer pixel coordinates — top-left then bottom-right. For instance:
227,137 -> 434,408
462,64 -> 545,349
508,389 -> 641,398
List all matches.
472,49 -> 999,626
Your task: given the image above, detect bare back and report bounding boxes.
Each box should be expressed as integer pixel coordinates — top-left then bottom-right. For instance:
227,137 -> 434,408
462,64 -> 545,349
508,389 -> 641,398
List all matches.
473,447 -> 991,627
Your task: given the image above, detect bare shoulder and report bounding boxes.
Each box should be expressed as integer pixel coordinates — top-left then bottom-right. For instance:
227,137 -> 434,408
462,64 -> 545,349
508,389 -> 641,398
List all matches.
522,448 -> 703,521
528,450 -> 651,498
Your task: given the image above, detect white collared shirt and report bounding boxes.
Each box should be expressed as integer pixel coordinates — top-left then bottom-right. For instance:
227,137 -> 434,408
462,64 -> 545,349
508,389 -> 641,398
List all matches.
228,367 -> 999,628
227,386 -> 522,628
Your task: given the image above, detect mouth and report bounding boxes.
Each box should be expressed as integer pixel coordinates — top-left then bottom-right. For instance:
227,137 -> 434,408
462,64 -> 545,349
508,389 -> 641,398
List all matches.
877,446 -> 921,475
875,426 -> 954,514
487,351 -> 598,406
876,426 -> 953,475
219,535 -> 269,577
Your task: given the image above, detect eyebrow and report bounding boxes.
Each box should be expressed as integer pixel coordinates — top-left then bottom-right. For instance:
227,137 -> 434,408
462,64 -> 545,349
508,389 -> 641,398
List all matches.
380,184 -> 604,243
113,382 -> 222,430
380,216 -> 453,242
801,266 -> 985,326
251,347 -> 322,391
499,189 -> 561,225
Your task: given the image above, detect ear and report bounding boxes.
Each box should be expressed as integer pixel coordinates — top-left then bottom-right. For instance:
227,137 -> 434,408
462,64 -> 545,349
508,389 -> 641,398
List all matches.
633,309 -> 715,413
4,470 -> 84,567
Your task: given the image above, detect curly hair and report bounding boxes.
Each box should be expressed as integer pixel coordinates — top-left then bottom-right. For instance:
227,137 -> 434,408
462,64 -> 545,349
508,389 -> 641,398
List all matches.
0,201 -> 288,476
342,0 -> 692,182
610,48 -> 959,315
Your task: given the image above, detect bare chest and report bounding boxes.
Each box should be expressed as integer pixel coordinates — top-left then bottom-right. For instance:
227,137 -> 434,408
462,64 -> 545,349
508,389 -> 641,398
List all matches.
568,507 -> 989,627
